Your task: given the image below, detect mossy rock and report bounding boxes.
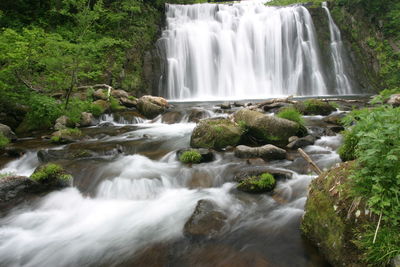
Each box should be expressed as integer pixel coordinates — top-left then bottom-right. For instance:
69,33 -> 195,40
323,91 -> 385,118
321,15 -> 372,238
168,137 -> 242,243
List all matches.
295,99 -> 336,116
190,118 -> 243,150
92,100 -> 110,113
301,161 -> 371,266
137,96 -> 169,119
30,163 -> 72,185
51,128 -> 83,144
234,109 -> 299,147
237,173 -> 276,193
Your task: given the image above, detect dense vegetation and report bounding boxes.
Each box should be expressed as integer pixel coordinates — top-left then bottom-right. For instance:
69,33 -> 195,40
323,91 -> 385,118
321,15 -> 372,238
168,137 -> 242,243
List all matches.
338,98 -> 400,264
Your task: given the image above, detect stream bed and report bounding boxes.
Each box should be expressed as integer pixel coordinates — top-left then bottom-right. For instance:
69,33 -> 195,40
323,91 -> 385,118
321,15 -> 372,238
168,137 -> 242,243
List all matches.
0,100 -> 354,267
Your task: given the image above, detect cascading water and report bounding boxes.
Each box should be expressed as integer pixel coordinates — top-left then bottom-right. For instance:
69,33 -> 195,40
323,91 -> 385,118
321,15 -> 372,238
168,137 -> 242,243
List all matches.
158,2 -> 354,100
322,2 -> 352,94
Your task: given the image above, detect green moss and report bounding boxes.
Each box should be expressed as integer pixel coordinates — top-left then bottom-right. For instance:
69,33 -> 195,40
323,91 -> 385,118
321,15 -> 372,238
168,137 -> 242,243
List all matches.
109,96 -> 125,112
30,163 -> 72,182
50,136 -> 61,143
277,107 -> 305,126
0,133 -> 10,149
0,172 -> 15,179
237,173 -> 276,193
179,150 -> 202,164
295,99 -> 336,115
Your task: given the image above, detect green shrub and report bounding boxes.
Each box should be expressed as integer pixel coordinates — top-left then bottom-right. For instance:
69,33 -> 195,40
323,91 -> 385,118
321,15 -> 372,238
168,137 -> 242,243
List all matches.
30,163 -> 72,182
110,96 -> 124,111
370,87 -> 400,104
0,133 -> 10,149
24,94 -> 63,131
339,106 -> 400,265
88,103 -> 105,117
277,107 -> 304,126
179,150 -> 202,164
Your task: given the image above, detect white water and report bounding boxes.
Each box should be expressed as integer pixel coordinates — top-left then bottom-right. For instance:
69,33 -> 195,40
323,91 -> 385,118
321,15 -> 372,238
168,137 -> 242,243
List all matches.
159,2 -> 354,100
322,2 -> 352,94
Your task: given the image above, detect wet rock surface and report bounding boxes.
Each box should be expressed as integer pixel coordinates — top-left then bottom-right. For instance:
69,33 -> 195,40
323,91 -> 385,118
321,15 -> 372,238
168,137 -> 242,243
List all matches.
0,123 -> 17,141
137,95 -> 169,119
234,144 -> 286,160
184,200 -> 227,239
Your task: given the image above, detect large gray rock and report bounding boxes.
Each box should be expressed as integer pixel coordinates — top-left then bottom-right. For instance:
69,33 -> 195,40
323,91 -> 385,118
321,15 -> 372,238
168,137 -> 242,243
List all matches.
0,123 -> 17,141
54,115 -> 75,130
120,97 -> 137,108
190,118 -> 243,150
80,112 -> 94,127
188,108 -> 210,122
287,135 -> 315,149
111,89 -> 129,99
234,144 -> 286,160
184,200 -> 227,239
93,89 -> 108,100
137,95 -> 169,119
234,108 -> 299,146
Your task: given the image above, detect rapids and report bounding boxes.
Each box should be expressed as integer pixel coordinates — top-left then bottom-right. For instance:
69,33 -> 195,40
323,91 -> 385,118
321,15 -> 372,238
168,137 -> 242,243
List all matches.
0,102 -> 344,266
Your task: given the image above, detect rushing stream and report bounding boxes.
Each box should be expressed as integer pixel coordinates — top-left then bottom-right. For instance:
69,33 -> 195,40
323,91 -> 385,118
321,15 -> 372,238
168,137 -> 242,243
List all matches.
0,101 -> 348,266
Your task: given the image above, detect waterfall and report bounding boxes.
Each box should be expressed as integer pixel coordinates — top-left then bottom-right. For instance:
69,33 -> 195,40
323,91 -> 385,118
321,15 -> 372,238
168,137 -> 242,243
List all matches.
322,2 -> 352,95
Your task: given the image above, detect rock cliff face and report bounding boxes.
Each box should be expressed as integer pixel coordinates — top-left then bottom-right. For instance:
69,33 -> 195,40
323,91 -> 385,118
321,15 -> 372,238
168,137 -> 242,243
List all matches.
308,3 -> 379,93
301,161 -> 374,266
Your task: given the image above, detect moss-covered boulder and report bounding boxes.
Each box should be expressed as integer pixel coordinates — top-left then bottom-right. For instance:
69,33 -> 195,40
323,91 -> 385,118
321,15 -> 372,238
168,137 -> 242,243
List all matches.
234,108 -> 299,147
295,99 -> 336,116
302,161 -> 371,266
137,95 -> 169,119
177,148 -> 214,164
92,100 -> 110,113
190,118 -> 243,150
237,172 -> 276,193
93,89 -> 108,100
31,163 -> 72,185
51,128 -> 83,144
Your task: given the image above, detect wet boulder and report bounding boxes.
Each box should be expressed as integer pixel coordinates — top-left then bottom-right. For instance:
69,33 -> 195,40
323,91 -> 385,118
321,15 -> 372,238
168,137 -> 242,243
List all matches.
111,89 -> 129,99
120,97 -> 137,108
137,95 -> 169,119
177,148 -> 214,163
38,149 -> 94,162
51,128 -> 83,144
0,123 -> 17,141
54,115 -> 75,131
93,100 -> 110,113
80,112 -> 95,127
286,135 -> 315,149
387,94 -> 400,107
93,89 -> 108,100
190,118 -> 243,150
234,108 -> 299,147
294,99 -> 336,116
323,113 -> 346,125
0,176 -> 36,204
237,172 -> 276,193
234,144 -> 286,160
234,166 -> 292,182
162,111 -> 183,124
184,199 -> 227,239
188,108 -> 209,122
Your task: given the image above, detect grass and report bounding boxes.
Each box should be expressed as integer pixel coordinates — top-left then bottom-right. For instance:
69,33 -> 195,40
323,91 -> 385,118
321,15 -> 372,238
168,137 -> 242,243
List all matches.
30,163 -> 72,182
179,150 -> 202,164
0,133 -> 10,149
277,107 -> 305,126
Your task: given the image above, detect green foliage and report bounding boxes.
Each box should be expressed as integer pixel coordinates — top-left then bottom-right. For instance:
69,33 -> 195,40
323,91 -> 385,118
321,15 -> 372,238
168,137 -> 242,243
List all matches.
0,172 -> 15,179
277,107 -> 304,126
109,96 -> 124,111
30,163 -> 72,182
88,103 -> 106,116
258,173 -> 276,190
371,87 -> 400,104
25,94 -> 63,130
0,133 -> 10,149
354,225 -> 400,265
50,136 -> 61,143
266,0 -> 325,7
179,150 -> 202,164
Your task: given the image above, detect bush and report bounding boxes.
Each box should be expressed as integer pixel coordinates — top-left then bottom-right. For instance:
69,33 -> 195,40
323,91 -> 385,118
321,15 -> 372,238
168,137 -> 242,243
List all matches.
30,163 -> 72,182
109,96 -> 124,111
179,150 -> 202,164
277,107 -> 304,126
339,106 -> 400,265
0,133 -> 10,149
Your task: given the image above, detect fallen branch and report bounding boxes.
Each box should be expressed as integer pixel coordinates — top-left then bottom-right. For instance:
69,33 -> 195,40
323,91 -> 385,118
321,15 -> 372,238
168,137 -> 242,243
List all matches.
15,72 -> 43,93
373,211 -> 382,244
298,148 -> 323,175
